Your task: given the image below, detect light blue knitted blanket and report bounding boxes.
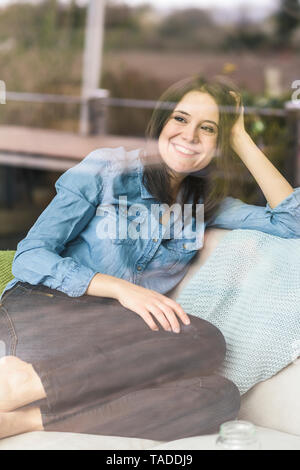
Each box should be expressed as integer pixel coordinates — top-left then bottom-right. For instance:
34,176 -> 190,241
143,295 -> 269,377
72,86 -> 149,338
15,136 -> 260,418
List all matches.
176,229 -> 300,395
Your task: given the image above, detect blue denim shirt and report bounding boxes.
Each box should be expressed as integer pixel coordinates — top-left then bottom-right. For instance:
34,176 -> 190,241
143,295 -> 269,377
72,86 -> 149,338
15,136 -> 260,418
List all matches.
2,146 -> 300,300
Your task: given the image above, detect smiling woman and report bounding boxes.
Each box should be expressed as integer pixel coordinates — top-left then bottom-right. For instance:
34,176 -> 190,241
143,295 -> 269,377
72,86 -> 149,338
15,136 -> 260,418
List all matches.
142,75 -> 242,220
0,72 -> 298,442
158,91 -> 219,177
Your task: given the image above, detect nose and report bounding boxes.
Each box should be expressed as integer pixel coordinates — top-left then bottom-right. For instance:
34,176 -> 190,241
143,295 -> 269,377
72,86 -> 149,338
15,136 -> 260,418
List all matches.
181,124 -> 199,143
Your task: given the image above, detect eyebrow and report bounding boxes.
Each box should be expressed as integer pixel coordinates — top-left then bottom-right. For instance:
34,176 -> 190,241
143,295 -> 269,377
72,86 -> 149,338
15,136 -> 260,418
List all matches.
174,109 -> 219,128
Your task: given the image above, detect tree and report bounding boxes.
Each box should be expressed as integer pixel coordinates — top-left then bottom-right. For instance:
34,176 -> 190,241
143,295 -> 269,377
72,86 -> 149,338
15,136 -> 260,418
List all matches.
156,8 -> 218,50
158,8 -> 214,37
274,0 -> 300,47
38,0 -> 58,48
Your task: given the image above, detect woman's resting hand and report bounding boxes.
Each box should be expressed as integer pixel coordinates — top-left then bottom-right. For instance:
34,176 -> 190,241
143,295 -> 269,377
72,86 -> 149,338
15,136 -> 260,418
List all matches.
116,280 -> 191,333
86,273 -> 190,333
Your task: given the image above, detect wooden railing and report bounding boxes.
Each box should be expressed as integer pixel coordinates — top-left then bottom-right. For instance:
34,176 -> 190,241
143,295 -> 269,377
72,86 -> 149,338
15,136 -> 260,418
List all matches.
1,89 -> 300,188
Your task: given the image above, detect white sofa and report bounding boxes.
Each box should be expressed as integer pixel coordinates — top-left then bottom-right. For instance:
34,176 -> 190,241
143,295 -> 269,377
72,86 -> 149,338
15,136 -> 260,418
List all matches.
1,228 -> 299,450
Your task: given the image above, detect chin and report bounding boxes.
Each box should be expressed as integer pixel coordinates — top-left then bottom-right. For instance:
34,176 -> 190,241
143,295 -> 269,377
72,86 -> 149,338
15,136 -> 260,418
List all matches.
168,164 -> 190,175
169,161 -> 207,175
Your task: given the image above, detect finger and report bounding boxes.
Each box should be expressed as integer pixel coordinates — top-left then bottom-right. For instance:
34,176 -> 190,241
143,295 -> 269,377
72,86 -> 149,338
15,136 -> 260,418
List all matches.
229,90 -> 239,102
161,297 -> 191,325
147,305 -> 173,332
229,91 -> 242,111
137,310 -> 159,332
156,303 -> 181,333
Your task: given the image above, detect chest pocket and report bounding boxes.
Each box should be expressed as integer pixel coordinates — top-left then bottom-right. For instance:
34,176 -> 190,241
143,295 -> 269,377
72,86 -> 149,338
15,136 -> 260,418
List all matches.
166,238 -> 199,254
96,205 -> 148,245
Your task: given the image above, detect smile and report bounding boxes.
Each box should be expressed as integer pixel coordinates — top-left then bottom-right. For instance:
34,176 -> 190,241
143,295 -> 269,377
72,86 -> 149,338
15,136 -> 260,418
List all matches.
172,143 -> 198,156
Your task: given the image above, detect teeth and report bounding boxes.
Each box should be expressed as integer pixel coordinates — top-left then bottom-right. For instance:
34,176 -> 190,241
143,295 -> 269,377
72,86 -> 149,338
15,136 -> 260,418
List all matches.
174,144 -> 195,155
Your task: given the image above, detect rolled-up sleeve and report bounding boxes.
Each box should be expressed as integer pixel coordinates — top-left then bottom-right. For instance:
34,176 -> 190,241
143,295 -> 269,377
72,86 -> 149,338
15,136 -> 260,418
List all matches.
11,150 -> 107,297
207,187 -> 300,239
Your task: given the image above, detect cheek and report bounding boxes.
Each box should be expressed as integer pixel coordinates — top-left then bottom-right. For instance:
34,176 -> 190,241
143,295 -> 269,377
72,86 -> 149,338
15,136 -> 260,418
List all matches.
204,138 -> 217,155
158,127 -> 172,153
159,121 -> 176,141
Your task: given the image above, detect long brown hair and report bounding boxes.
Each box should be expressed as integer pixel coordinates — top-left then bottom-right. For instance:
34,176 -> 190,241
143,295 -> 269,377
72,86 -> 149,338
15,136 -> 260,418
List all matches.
142,75 -> 243,222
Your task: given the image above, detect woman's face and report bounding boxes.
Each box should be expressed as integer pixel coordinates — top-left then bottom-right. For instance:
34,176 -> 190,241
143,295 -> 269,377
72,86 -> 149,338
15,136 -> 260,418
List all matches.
158,91 -> 219,182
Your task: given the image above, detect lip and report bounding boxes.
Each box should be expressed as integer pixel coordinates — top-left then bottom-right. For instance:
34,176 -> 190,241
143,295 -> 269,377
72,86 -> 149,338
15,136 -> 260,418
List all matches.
172,142 -> 199,156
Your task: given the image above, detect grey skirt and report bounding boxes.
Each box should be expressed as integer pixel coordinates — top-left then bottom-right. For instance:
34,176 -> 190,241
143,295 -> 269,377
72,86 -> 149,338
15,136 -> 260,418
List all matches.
0,281 -> 240,441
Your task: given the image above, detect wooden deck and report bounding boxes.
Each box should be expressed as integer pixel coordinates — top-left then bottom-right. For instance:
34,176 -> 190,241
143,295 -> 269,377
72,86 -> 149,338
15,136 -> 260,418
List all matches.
0,125 -> 154,171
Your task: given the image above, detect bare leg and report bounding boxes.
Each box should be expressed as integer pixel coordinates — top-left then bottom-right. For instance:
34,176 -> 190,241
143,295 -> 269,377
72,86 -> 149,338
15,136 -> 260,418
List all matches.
0,406 -> 43,439
0,356 -> 46,412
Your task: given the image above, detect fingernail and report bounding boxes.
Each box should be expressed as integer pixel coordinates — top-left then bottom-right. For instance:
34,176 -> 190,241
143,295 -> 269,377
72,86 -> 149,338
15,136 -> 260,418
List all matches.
174,328 -> 180,333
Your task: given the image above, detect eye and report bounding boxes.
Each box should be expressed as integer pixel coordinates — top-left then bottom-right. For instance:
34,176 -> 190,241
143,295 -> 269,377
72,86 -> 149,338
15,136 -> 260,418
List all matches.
200,123 -> 218,135
173,115 -> 186,123
201,125 -> 213,133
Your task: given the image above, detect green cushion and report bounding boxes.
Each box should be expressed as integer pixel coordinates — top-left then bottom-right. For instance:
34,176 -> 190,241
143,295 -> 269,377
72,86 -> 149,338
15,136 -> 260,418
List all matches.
0,250 -> 16,297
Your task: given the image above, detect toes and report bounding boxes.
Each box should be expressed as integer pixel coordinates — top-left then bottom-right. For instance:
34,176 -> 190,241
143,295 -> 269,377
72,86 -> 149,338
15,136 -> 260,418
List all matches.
0,408 -> 43,439
0,356 -> 27,367
0,356 -> 45,413
0,413 -> 11,439
0,357 -> 33,412
0,356 -> 14,365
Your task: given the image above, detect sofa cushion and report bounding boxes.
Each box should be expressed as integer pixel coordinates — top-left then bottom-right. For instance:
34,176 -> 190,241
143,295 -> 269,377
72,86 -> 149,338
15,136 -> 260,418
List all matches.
176,228 -> 300,392
169,228 -> 300,437
148,426 -> 300,450
0,250 -> 15,296
167,228 -> 230,300
0,431 -> 161,450
0,426 -> 299,450
238,359 -> 300,436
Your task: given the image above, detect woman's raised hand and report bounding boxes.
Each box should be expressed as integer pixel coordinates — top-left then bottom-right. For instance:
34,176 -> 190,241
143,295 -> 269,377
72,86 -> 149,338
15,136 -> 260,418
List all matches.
229,90 -> 247,149
116,281 -> 191,333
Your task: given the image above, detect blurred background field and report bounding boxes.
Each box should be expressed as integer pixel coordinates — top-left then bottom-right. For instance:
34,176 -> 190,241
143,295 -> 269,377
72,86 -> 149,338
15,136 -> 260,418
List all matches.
0,0 -> 299,247
0,0 -> 299,132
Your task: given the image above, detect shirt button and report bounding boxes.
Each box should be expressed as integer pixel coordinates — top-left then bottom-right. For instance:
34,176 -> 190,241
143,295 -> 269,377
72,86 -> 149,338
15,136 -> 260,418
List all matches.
152,238 -> 158,242
137,265 -> 142,271
183,244 -> 188,250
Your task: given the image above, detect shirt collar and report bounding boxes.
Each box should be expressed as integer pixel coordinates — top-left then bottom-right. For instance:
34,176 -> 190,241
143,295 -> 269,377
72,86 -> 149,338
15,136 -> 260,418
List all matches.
138,163 -> 195,204
137,155 -> 200,205
138,164 -> 155,200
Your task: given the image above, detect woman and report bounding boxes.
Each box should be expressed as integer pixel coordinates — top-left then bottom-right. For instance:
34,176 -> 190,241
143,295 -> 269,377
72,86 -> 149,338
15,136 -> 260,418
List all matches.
0,75 -> 299,441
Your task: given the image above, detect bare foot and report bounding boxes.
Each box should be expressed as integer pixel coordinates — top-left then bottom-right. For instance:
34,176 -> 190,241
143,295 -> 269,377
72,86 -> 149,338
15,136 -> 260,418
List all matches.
0,407 -> 43,439
0,356 -> 46,412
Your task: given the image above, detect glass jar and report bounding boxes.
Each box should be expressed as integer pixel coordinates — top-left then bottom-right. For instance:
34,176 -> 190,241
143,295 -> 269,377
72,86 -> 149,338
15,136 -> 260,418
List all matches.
216,420 -> 261,450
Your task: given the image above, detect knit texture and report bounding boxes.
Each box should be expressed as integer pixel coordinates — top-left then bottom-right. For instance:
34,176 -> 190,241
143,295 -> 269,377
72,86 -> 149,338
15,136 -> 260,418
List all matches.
176,229 -> 300,395
0,251 -> 16,297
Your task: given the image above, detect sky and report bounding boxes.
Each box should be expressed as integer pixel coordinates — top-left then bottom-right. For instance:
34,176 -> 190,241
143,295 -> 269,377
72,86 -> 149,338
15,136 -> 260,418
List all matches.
0,0 -> 283,24
123,0 -> 278,11
0,0 -> 281,24
0,0 -> 279,11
